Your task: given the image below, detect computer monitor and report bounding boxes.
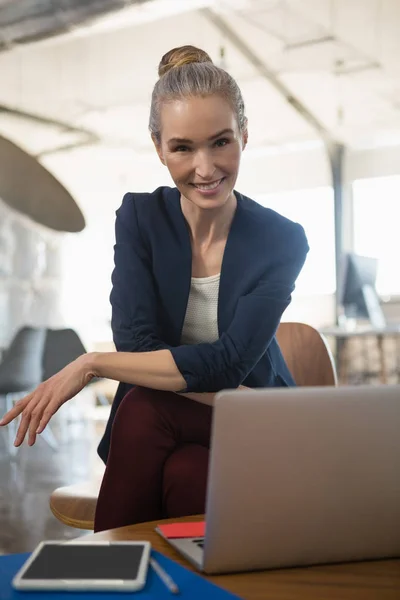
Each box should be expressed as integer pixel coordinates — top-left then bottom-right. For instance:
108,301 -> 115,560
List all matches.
340,253 -> 386,329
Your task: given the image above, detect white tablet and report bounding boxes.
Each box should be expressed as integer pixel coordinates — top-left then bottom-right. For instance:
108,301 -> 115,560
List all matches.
12,540 -> 151,592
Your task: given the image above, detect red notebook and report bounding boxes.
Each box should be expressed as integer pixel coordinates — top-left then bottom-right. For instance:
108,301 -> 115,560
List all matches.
157,521 -> 206,539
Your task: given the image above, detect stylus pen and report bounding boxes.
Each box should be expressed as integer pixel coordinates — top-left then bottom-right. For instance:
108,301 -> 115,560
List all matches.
150,557 -> 180,595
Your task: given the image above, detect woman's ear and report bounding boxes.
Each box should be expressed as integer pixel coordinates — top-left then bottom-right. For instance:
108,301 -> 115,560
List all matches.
151,134 -> 166,166
242,119 -> 248,150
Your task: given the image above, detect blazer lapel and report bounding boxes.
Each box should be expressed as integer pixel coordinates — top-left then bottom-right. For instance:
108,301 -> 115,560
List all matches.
163,188 -> 192,345
218,192 -> 260,335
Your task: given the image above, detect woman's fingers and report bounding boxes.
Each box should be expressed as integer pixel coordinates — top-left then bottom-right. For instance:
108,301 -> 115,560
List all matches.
15,386 -> 48,446
36,406 -> 57,436
28,392 -> 53,445
0,393 -> 32,426
28,403 -> 47,446
35,405 -> 57,436
14,410 -> 34,447
14,383 -> 63,446
14,391 -> 44,447
14,397 -> 56,447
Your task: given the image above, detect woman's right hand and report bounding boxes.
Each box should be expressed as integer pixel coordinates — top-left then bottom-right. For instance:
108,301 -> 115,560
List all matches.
0,353 -> 96,447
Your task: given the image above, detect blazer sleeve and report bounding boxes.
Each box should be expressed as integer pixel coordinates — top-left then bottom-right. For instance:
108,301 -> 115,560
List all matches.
170,225 -> 309,392
110,193 -> 170,353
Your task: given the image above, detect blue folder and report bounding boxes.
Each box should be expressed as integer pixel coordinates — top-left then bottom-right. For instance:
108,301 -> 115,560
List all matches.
0,550 -> 242,600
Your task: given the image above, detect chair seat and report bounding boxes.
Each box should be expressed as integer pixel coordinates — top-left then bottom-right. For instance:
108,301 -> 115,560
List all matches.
50,476 -> 103,530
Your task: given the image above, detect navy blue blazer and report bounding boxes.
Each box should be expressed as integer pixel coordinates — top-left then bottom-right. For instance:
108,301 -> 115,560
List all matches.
98,186 -> 309,463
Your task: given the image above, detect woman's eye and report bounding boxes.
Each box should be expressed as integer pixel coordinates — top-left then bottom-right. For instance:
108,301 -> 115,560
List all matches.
174,145 -> 190,152
214,138 -> 229,147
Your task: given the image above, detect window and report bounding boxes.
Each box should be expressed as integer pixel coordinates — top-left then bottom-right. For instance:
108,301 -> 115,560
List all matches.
255,187 -> 336,295
353,175 -> 400,296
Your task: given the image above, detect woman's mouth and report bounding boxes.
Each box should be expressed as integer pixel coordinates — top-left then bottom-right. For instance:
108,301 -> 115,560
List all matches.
191,178 -> 225,195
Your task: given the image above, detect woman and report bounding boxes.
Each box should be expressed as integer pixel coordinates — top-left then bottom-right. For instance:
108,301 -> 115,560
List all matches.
0,46 -> 308,532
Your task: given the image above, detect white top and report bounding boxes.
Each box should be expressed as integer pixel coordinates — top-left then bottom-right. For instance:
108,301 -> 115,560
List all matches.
181,273 -> 220,345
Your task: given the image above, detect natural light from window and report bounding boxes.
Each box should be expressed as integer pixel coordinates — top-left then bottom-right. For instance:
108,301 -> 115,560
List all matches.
255,187 -> 336,295
353,175 -> 400,297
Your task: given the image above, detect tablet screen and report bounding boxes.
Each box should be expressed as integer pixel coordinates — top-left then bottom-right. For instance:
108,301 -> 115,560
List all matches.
21,543 -> 146,580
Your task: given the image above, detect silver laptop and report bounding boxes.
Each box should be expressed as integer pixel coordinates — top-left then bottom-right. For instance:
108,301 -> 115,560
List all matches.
157,385 -> 400,574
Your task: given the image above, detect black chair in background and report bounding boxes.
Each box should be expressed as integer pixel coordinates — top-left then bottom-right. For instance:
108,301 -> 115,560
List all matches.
43,328 -> 107,406
0,326 -> 58,456
42,328 -> 87,381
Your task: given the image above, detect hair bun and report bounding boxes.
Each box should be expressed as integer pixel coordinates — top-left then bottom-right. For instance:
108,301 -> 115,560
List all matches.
158,45 -> 213,77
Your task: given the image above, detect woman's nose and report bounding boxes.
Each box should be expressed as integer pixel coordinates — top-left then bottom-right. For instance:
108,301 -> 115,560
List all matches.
193,150 -> 216,180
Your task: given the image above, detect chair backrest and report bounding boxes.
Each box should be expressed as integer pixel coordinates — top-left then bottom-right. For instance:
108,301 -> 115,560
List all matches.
0,326 -> 46,393
276,322 -> 337,387
42,328 -> 87,381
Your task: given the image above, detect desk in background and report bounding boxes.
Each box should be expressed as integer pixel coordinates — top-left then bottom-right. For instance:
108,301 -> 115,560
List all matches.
320,324 -> 400,385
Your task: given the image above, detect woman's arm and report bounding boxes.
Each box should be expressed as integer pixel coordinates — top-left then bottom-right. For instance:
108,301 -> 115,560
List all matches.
110,193 -> 171,354
0,346 -> 245,449
89,349 -> 249,401
0,348 -> 185,448
89,349 -> 185,391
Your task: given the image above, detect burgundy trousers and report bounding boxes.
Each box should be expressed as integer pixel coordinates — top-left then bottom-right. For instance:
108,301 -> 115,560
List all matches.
94,387 -> 213,533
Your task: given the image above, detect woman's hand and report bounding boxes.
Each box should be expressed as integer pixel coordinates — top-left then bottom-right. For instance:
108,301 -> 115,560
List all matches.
0,353 -> 97,448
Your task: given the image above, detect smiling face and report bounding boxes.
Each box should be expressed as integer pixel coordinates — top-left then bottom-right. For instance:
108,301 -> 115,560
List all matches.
153,95 -> 247,210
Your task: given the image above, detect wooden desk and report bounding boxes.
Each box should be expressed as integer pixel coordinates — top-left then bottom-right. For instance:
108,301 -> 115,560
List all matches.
81,515 -> 400,600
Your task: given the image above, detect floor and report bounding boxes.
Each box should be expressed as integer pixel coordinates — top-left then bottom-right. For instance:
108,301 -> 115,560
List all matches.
0,394 -> 108,555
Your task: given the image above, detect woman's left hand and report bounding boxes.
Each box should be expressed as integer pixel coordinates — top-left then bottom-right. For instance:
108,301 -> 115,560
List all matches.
0,353 -> 96,447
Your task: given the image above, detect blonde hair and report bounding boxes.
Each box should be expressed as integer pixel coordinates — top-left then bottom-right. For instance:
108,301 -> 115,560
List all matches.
149,45 -> 247,143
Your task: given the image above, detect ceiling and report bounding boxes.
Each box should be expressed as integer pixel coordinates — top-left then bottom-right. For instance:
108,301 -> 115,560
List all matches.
0,0 -> 400,159
0,0 -> 145,48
